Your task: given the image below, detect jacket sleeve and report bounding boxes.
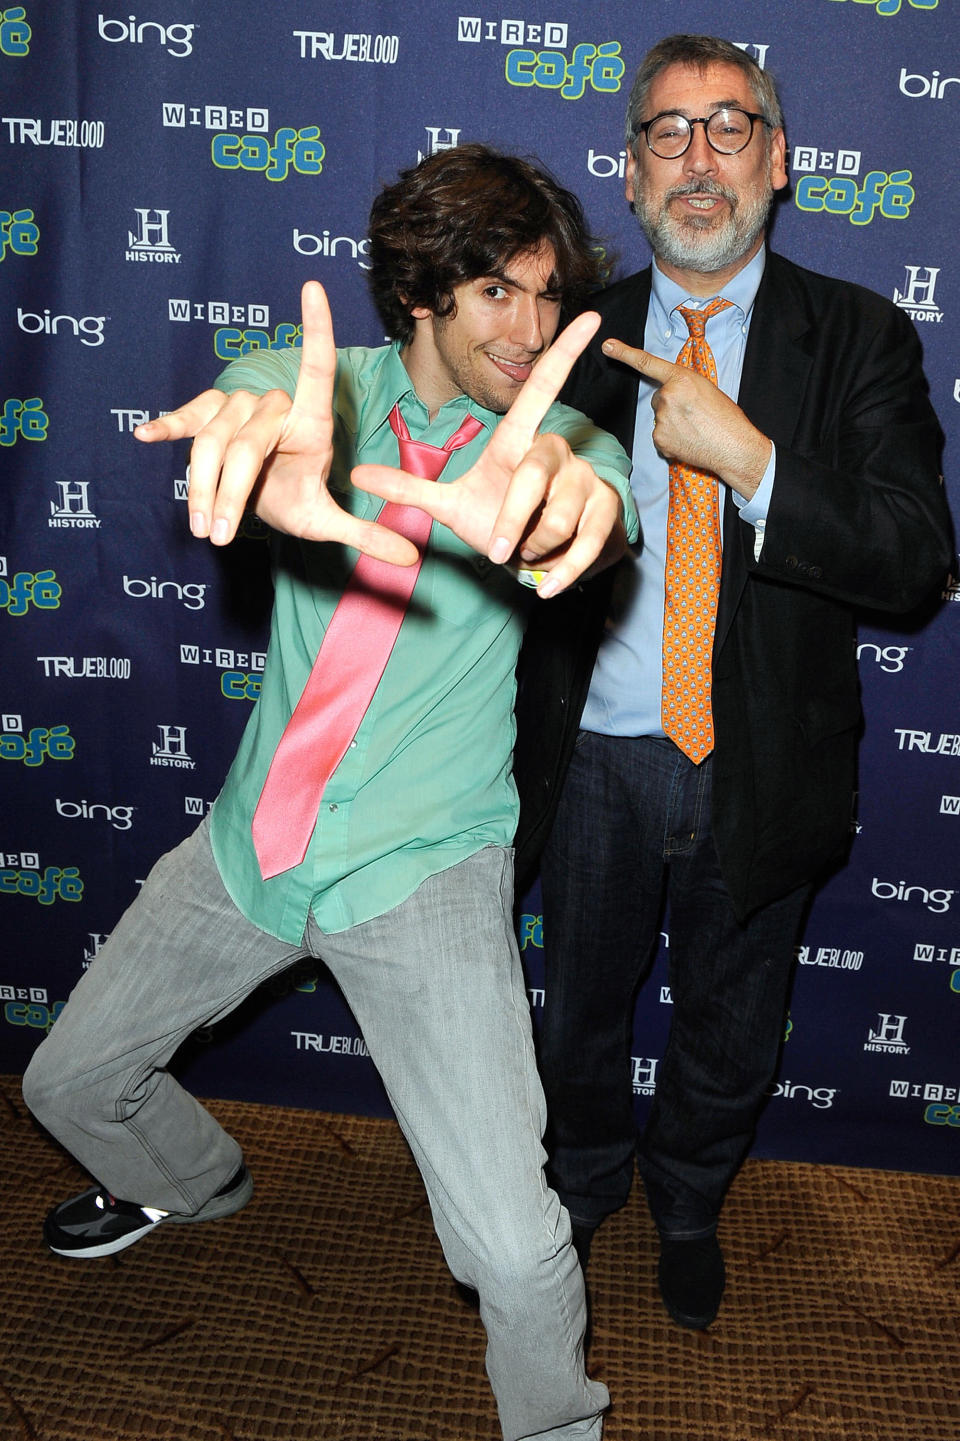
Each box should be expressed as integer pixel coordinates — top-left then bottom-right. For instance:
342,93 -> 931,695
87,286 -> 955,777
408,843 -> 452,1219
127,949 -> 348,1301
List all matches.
749,296 -> 952,613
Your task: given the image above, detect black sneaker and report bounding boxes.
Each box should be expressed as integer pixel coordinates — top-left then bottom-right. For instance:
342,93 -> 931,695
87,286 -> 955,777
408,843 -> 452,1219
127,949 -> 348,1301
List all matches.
43,1164 -> 253,1259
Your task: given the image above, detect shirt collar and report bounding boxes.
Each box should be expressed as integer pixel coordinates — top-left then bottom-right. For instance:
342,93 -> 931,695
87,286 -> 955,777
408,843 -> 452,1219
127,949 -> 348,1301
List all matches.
649,245 -> 766,337
350,341 -> 495,451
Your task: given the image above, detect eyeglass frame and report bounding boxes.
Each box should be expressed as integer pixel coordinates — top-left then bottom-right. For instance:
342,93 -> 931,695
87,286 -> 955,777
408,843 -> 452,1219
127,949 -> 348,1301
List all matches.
636,108 -> 772,159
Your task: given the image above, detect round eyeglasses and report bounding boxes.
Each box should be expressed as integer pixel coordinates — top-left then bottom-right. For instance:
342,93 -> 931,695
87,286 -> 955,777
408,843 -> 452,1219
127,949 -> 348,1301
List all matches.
637,108 -> 770,159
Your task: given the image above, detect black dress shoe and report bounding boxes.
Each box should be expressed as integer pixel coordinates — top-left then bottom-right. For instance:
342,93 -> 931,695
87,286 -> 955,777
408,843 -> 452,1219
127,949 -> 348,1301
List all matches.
657,1233 -> 725,1329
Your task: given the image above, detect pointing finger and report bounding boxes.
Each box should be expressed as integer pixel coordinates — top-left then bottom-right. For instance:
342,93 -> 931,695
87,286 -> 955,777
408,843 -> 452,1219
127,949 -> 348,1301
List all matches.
601,338 -> 677,386
289,280 -> 337,420
133,390 -> 233,443
352,463 -> 447,520
492,311 -> 602,453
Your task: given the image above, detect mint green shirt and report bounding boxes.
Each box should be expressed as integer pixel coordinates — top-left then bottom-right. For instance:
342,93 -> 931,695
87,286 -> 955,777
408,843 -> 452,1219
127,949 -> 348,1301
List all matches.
208,342 -> 635,942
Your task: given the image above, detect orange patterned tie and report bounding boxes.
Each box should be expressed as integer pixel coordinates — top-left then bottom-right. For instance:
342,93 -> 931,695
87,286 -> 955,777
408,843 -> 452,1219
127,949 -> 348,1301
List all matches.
661,298 -> 732,764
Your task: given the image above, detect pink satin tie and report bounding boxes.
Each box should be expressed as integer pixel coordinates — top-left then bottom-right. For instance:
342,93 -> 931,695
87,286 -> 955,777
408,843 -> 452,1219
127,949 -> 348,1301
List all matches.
251,403 -> 483,880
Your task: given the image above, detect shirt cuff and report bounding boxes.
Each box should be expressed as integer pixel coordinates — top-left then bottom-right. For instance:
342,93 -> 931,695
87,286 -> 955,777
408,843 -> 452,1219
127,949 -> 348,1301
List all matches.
732,442 -> 775,560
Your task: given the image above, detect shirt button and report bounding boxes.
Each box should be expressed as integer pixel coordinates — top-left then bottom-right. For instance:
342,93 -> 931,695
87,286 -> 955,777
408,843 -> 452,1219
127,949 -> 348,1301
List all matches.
328,803 -> 338,813
350,740 -> 357,748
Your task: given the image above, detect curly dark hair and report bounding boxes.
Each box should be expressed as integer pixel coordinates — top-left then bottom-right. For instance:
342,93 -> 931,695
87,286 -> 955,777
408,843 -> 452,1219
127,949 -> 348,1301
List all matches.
367,143 -> 602,344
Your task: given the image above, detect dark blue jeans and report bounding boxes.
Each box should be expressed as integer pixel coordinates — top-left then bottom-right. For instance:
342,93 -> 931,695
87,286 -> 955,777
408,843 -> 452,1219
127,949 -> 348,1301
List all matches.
539,732 -> 809,1240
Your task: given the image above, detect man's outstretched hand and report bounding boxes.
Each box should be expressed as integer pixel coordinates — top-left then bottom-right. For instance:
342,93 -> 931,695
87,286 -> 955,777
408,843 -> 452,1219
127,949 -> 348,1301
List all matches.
353,309 -> 627,597
136,281 -> 628,593
135,281 -> 420,566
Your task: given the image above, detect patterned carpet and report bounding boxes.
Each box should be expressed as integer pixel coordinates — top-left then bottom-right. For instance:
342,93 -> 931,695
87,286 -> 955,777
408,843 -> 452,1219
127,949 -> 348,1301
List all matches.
1,1075 -> 958,1441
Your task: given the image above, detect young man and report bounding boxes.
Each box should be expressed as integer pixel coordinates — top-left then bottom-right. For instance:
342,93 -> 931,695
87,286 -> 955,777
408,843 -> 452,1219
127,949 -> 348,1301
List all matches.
514,35 -> 951,1331
23,145 -> 636,1441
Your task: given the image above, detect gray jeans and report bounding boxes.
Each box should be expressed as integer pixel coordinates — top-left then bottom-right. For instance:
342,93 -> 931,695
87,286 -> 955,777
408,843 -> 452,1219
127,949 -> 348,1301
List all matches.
23,818 -> 606,1441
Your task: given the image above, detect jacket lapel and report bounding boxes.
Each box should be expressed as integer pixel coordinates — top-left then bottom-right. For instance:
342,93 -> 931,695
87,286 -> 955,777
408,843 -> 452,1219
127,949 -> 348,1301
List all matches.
584,269 -> 652,455
716,253 -> 815,653
738,253 -> 814,449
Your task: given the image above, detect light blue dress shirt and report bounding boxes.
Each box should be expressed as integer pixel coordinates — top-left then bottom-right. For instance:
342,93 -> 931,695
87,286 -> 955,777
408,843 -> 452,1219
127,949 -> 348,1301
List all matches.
581,248 -> 775,738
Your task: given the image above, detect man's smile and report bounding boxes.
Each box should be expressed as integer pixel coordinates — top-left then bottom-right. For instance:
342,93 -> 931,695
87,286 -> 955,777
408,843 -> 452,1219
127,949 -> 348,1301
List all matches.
667,181 -> 736,220
485,351 -> 538,384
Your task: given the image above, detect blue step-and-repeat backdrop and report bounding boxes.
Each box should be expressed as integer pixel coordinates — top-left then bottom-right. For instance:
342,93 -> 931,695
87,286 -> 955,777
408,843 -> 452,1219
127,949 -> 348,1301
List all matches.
1,1 -> 957,1177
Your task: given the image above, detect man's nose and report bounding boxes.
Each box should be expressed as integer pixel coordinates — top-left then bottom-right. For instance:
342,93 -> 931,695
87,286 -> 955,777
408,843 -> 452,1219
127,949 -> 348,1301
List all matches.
512,297 -> 545,351
683,124 -> 720,177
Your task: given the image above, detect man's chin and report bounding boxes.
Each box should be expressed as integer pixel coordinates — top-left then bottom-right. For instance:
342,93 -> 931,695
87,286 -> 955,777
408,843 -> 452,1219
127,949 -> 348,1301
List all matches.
465,384 -> 514,416
654,215 -> 761,274
663,235 -> 734,270
487,375 -> 528,413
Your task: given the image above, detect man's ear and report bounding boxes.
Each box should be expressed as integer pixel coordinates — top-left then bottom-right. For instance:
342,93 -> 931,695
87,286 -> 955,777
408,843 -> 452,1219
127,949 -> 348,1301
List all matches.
769,127 -> 788,192
624,148 -> 638,207
397,290 -> 430,322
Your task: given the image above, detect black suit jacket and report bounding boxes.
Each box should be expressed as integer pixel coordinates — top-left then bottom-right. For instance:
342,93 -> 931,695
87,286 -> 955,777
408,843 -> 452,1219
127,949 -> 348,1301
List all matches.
513,251 -> 952,919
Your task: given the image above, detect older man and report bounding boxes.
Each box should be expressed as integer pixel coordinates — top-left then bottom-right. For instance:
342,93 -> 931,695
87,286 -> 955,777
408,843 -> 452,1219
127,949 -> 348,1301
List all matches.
515,34 -> 951,1331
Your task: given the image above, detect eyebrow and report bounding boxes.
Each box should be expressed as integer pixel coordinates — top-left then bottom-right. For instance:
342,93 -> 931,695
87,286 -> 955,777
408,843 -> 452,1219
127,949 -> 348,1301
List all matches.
657,98 -> 750,116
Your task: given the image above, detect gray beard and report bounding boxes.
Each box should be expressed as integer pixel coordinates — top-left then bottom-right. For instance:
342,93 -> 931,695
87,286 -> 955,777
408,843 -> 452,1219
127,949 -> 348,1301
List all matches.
634,177 -> 773,274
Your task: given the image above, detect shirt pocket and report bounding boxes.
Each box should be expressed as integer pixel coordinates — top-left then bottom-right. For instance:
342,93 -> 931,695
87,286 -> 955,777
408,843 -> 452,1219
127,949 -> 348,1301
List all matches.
413,532 -> 519,630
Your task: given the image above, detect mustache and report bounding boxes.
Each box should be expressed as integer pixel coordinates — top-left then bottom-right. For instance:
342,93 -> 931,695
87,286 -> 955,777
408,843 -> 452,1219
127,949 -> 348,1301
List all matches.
665,179 -> 739,208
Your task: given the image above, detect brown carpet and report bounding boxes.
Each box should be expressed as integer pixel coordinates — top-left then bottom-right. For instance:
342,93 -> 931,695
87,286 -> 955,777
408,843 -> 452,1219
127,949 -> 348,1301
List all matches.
2,1074 -> 958,1441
